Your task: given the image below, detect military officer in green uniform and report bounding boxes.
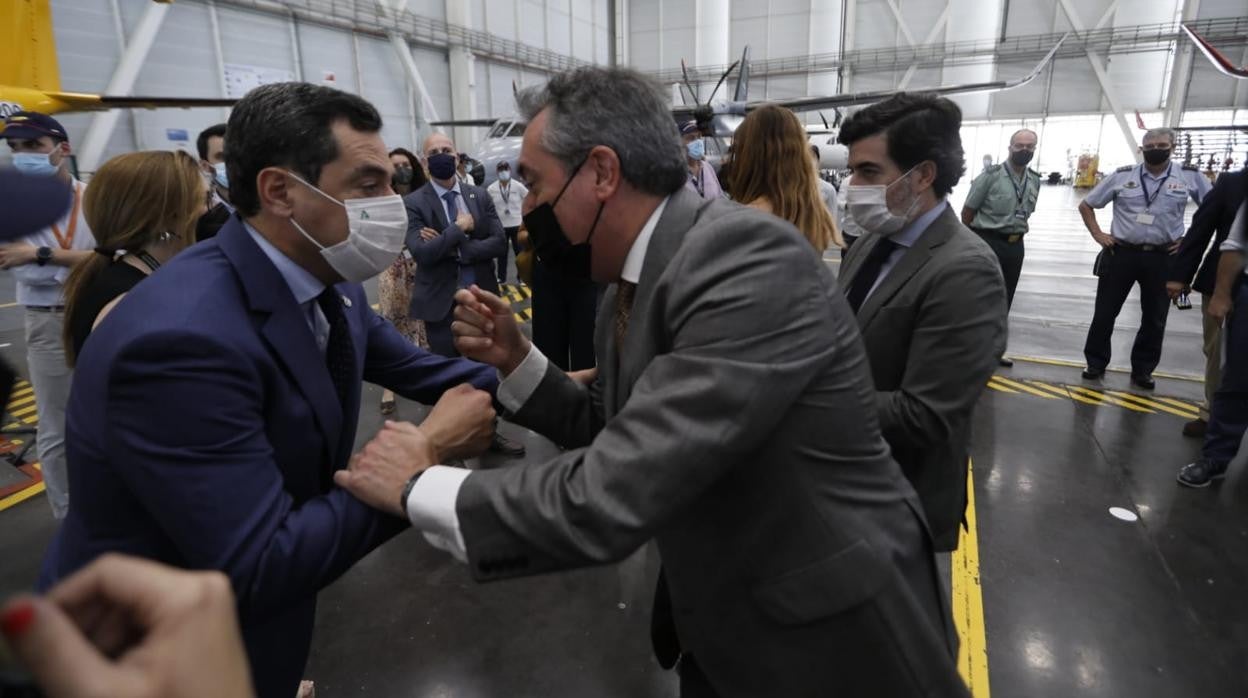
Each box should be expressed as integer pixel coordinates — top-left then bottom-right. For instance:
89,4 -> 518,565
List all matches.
961,128 -> 1041,366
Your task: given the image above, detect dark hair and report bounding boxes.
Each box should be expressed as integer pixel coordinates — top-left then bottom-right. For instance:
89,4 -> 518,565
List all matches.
196,123 -> 227,161
837,92 -> 965,197
225,83 -> 383,217
388,147 -> 428,189
515,67 -> 687,197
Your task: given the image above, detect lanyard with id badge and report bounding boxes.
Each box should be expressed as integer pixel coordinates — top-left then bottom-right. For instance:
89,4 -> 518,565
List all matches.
1005,167 -> 1029,221
1135,168 -> 1170,226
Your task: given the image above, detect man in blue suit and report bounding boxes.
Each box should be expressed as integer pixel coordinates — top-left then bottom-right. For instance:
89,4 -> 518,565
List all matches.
40,83 -> 500,698
407,131 -> 508,357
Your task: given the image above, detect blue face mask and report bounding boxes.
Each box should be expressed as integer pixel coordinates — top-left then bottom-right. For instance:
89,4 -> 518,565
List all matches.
12,152 -> 59,177
686,139 -> 705,161
498,170 -> 511,183
212,161 -> 229,188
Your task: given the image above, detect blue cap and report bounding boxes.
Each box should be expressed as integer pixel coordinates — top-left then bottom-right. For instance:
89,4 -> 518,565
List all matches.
2,112 -> 69,142
680,120 -> 701,135
0,170 -> 73,240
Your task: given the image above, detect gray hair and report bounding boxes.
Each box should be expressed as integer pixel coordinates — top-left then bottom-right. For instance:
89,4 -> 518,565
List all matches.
1143,127 -> 1177,145
516,67 -> 687,196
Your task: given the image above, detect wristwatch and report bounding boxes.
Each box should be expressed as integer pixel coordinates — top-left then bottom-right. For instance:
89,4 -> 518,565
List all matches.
35,246 -> 52,266
399,470 -> 425,513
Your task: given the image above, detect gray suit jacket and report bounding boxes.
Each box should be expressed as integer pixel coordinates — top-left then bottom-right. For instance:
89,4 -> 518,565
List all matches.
838,204 -> 1007,551
455,187 -> 967,696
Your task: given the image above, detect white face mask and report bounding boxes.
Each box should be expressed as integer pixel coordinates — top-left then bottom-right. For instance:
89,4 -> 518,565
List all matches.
285,171 -> 408,283
845,165 -> 922,236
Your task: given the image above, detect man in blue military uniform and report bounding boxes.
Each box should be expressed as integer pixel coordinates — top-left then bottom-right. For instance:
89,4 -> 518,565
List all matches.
1077,127 -> 1212,389
962,128 -> 1042,366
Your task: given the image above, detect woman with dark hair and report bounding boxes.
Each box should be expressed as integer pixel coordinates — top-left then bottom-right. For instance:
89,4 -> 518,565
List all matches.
724,104 -> 842,252
377,147 -> 430,414
63,150 -> 207,366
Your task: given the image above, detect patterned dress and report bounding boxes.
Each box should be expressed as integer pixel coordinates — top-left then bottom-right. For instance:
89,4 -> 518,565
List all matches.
377,251 -> 428,349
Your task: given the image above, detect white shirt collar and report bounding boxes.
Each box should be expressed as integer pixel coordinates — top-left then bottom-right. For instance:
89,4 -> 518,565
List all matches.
619,196 -> 670,284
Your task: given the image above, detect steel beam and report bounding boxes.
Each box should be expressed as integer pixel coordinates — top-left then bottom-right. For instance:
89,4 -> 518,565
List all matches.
1058,0 -> 1140,163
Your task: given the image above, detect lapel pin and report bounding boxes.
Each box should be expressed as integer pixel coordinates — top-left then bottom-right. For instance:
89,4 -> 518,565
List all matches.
342,296 -> 352,308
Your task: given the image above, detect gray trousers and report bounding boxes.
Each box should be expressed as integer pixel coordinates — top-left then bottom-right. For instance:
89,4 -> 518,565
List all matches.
25,308 -> 72,519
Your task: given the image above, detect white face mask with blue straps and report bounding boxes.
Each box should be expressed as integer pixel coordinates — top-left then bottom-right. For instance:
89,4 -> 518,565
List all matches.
284,170 -> 408,283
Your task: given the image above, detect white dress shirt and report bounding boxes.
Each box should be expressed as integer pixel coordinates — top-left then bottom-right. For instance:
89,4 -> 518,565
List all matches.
14,179 -> 95,307
406,196 -> 672,559
486,179 -> 528,229
1222,201 -> 1247,279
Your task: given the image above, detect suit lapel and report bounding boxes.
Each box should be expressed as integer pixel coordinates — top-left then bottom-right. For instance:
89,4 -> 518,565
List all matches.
424,185 -> 449,229
856,206 -> 957,329
217,220 -> 344,466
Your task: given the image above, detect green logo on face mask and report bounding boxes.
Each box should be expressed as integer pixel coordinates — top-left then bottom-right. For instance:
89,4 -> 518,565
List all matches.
360,210 -> 371,220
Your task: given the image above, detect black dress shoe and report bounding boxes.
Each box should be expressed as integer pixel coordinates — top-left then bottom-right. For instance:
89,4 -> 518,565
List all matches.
1182,418 -> 1208,438
1130,374 -> 1155,390
490,432 -> 526,457
998,357 -> 1014,367
1081,368 -> 1104,380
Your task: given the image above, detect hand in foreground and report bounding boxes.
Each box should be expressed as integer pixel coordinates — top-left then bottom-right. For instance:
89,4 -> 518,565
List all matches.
0,243 -> 37,269
1207,293 -> 1233,323
567,368 -> 598,385
419,383 -> 496,462
1165,281 -> 1186,300
1092,232 -> 1115,249
336,421 -> 438,517
0,554 -> 254,698
452,285 -> 531,375
419,226 -> 439,241
1169,239 -> 1183,254
455,210 -> 475,232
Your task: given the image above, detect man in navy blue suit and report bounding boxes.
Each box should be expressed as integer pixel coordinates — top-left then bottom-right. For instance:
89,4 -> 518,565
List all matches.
40,83 -> 500,698
407,131 -> 508,357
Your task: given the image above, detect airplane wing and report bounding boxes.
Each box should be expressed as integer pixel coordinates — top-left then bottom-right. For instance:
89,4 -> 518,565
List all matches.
751,33 -> 1069,114
48,92 -> 236,111
1181,23 -> 1248,79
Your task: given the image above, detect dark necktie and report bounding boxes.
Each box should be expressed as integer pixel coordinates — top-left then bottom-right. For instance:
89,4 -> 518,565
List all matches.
615,281 -> 636,347
316,289 -> 356,411
444,190 -> 475,287
846,238 -> 900,313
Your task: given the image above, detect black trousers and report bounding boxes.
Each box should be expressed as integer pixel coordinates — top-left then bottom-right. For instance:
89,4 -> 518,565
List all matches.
425,309 -> 457,358
1083,247 -> 1171,376
1205,283 -> 1248,466
974,229 -> 1025,309
531,260 -> 598,371
495,226 -> 521,283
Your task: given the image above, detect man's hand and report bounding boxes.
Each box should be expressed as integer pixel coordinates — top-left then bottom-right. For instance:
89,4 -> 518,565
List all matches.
1166,281 -> 1186,300
419,226 -> 439,242
455,210 -> 475,232
1,554 -> 255,698
452,285 -> 531,375
1092,231 -> 1116,249
567,368 -> 598,385
0,243 -> 38,269
335,421 -> 439,517
1207,293 -> 1233,323
419,383 -> 496,462
1169,239 -> 1183,254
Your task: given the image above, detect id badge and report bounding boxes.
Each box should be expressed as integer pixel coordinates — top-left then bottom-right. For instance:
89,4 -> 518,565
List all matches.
1135,212 -> 1155,225
1014,209 -> 1027,219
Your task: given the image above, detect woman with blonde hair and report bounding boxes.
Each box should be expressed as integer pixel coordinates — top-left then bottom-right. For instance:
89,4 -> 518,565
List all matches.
724,104 -> 843,251
63,149 -> 207,366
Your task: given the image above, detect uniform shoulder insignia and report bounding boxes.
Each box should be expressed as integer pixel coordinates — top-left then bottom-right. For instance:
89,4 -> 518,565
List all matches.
1181,164 -> 1199,171
1115,165 -> 1134,173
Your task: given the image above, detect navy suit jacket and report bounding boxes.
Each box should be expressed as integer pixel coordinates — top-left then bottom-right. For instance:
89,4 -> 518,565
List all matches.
405,181 -> 507,321
40,218 -> 498,698
1170,168 -> 1246,295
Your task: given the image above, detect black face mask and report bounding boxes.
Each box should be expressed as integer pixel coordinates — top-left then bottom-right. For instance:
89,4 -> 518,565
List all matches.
393,167 -> 413,186
1009,150 -> 1034,167
523,157 -> 604,282
1142,148 -> 1170,166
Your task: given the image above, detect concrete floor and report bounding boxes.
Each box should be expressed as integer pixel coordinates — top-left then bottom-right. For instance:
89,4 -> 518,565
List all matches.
2,184 -> 1245,696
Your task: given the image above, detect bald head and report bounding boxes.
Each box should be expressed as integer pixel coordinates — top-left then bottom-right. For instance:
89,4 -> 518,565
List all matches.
423,132 -> 455,158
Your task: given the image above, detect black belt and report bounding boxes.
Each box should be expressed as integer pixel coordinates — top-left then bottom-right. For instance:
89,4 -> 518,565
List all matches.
1112,241 -> 1167,252
26,305 -> 65,312
971,227 -> 1024,244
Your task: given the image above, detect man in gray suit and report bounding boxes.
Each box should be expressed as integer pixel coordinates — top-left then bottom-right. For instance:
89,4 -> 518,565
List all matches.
337,68 -> 968,697
836,93 -> 1008,552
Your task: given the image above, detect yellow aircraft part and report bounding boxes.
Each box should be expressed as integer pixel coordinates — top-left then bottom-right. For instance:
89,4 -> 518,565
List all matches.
0,86 -> 104,116
2,0 -> 61,92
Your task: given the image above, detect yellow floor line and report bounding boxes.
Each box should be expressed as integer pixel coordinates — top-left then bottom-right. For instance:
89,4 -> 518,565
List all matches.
991,376 -> 1059,399
986,380 -> 1020,394
6,395 -> 34,409
953,458 -> 990,698
11,388 -> 32,399
1152,396 -> 1203,413
1026,381 -> 1106,407
9,405 -> 36,417
1104,391 -> 1200,419
0,481 -> 45,512
0,302 -> 17,309
1066,386 -> 1154,414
